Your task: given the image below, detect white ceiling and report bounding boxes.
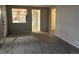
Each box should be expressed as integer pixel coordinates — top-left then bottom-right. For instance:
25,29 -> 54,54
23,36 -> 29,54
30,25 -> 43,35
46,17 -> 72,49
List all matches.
28,5 -> 52,7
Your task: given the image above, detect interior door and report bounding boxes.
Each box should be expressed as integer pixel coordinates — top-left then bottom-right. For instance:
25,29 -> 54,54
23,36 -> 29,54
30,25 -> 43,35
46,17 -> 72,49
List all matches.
8,8 -> 32,34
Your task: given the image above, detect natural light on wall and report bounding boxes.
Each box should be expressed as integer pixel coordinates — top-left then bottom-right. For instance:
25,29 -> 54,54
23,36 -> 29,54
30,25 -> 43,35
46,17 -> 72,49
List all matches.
51,8 -> 56,32
32,9 -> 40,32
12,8 -> 27,23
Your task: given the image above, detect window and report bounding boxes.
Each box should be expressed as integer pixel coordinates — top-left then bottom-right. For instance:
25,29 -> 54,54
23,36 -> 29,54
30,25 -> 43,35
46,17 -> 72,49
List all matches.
12,8 -> 27,23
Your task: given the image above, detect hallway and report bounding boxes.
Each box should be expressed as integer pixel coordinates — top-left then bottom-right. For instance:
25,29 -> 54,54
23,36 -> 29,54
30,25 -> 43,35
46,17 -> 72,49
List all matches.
0,33 -> 79,54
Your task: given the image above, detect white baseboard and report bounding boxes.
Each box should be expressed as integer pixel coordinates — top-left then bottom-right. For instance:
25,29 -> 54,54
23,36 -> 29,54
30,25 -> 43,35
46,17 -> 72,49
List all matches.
55,32 -> 79,49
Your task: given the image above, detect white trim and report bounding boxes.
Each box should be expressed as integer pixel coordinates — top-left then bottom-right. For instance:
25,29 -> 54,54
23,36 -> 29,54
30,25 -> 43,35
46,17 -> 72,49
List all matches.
55,32 -> 79,49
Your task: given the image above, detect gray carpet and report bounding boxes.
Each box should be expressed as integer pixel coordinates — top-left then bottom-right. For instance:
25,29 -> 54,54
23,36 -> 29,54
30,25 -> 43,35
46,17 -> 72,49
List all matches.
0,33 -> 79,54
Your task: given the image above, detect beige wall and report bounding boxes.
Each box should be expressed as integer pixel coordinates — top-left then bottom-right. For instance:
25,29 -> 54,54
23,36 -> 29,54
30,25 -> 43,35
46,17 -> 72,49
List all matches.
55,6 -> 79,49
40,8 -> 50,32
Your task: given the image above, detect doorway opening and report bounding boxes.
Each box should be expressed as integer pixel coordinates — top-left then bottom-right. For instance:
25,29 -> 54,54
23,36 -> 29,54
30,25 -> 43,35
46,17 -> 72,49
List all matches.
32,9 -> 40,32
50,8 -> 56,32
